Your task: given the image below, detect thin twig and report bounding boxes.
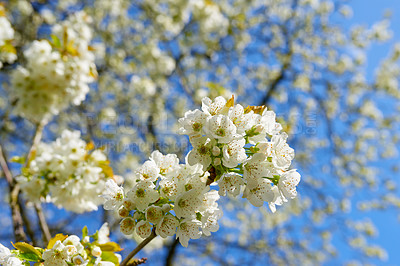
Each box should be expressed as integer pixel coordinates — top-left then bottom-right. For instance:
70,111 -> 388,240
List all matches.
120,228 -> 157,266
35,203 -> 51,244
0,144 -> 13,185
26,121 -> 45,167
24,121 -> 52,244
20,199 -> 37,246
10,184 -> 27,242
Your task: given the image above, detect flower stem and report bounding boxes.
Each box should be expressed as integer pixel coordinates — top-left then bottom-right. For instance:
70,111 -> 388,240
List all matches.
120,227 -> 157,266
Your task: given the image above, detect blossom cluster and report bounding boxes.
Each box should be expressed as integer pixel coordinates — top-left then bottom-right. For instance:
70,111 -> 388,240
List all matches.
102,150 -> 221,247
10,11 -> 97,123
0,223 -> 121,266
180,96 -> 301,211
102,96 -> 300,247
192,0 -> 228,37
143,0 -> 228,38
17,130 -> 113,213
0,6 -> 17,68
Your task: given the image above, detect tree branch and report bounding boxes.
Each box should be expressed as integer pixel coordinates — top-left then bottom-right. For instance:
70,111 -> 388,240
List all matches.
26,121 -> 45,166
20,199 -> 37,246
0,144 -> 27,242
165,239 -> 179,266
35,203 -> 51,244
120,228 -> 157,266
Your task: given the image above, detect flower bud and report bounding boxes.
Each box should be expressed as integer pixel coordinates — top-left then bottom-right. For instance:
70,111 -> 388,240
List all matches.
255,124 -> 264,133
162,204 -> 171,212
145,205 -> 163,224
120,217 -> 135,235
136,220 -> 152,238
212,146 -> 220,156
72,255 -> 86,265
91,246 -> 102,257
118,205 -> 130,218
63,245 -> 78,258
123,199 -> 136,210
113,175 -> 124,185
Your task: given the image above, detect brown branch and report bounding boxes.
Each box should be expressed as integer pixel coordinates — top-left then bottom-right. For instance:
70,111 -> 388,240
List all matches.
20,199 -> 37,246
0,144 -> 27,242
165,239 -> 179,266
127,257 -> 148,266
24,121 -> 52,244
0,144 -> 13,185
120,228 -> 157,266
259,71 -> 285,106
35,203 -> 51,244
26,121 -> 45,167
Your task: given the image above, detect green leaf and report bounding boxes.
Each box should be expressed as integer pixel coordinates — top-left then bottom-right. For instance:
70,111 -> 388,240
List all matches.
47,233 -> 68,249
51,34 -> 61,48
91,231 -> 99,241
66,40 -> 79,56
82,226 -> 89,239
101,251 -> 120,265
98,242 -> 123,252
206,82 -> 226,94
16,252 -> 42,262
155,197 -> 169,206
12,242 -> 42,258
21,167 -> 30,176
10,156 -> 26,164
196,212 -> 203,222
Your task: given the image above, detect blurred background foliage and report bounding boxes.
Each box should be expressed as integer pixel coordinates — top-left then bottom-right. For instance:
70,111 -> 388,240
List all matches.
1,0 -> 400,265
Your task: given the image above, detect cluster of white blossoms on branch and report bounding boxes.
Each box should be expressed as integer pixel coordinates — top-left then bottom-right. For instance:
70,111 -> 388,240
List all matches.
181,96 -> 301,210
0,6 -> 17,68
142,0 -> 228,38
0,223 -> 122,266
10,11 -> 97,123
102,96 -> 300,247
17,130 -> 114,213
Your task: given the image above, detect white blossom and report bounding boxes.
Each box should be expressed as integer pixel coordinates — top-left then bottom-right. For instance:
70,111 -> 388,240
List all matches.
178,109 -> 210,136
271,133 -> 295,170
120,217 -> 136,235
206,115 -> 237,143
156,214 -> 179,238
176,219 -> 202,248
145,205 -> 163,224
126,181 -> 159,211
278,169 -> 301,201
174,189 -> 202,219
243,178 -> 276,207
136,220 -> 152,239
102,180 -> 125,211
218,173 -> 245,197
222,138 -> 247,168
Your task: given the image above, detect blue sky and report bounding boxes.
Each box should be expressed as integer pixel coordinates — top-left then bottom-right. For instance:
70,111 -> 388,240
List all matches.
339,1 -> 400,264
